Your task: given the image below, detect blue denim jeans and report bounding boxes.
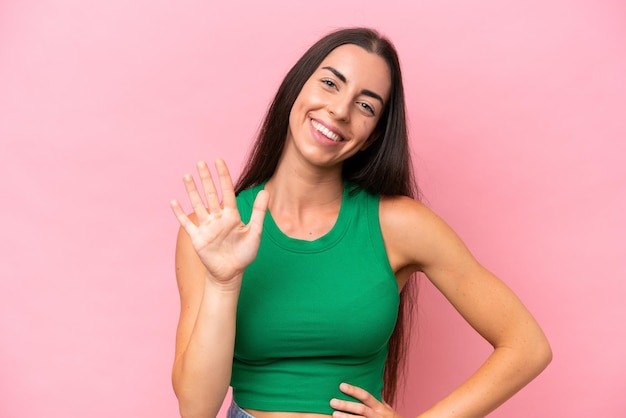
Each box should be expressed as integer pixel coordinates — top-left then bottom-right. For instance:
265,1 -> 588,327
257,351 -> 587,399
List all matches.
226,400 -> 255,418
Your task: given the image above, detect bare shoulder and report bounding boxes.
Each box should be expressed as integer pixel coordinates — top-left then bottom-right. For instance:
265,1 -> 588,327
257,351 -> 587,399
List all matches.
379,195 -> 441,235
379,195 -> 473,274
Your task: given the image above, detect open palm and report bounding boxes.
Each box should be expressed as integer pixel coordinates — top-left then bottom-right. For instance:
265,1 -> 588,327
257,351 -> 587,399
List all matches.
170,159 -> 269,283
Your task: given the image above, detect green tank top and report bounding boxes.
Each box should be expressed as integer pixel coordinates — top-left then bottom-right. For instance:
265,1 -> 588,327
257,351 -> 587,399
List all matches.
231,182 -> 399,414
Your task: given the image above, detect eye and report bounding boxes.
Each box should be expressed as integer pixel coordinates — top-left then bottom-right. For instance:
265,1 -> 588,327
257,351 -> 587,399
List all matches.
359,102 -> 376,115
321,79 -> 337,89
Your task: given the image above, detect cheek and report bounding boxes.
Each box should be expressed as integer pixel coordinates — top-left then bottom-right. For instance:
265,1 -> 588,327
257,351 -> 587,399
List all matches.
358,119 -> 378,138
289,88 -> 310,119
297,82 -> 325,108
288,99 -> 304,131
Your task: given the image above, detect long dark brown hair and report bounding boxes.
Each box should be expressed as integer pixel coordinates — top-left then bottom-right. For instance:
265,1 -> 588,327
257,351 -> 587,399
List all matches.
235,27 -> 420,406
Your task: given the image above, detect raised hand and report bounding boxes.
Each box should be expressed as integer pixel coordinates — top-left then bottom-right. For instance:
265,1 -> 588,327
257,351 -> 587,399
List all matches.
170,159 -> 269,285
330,383 -> 403,418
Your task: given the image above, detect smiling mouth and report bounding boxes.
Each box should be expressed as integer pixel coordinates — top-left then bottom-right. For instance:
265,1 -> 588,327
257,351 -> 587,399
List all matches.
311,119 -> 343,142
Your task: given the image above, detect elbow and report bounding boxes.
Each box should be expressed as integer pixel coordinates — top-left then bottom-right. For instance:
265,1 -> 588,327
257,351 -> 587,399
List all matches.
536,335 -> 553,372
172,372 -> 222,418
175,393 -> 215,418
497,327 -> 553,381
178,407 -> 211,418
172,373 -> 209,418
525,330 -> 553,378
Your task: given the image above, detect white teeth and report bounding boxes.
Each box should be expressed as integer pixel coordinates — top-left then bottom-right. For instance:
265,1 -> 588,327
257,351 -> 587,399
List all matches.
311,120 -> 341,142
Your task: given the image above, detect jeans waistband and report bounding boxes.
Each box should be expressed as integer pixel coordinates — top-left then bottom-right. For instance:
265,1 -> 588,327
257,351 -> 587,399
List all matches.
226,399 -> 255,418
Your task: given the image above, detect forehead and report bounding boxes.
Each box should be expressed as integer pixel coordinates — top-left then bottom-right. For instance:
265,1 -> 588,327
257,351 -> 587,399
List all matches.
318,44 -> 391,100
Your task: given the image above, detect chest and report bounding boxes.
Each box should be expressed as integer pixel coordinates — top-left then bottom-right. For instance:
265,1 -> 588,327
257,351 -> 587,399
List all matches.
234,240 -> 399,362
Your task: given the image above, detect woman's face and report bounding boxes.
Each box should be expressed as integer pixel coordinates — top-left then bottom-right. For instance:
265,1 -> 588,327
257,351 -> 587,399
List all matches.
285,44 -> 392,169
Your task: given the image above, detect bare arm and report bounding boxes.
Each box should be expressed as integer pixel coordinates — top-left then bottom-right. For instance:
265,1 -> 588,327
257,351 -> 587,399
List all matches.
170,160 -> 268,418
382,196 -> 552,417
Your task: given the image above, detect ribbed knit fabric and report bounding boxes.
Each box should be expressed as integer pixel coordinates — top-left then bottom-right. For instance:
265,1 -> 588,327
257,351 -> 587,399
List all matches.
231,182 -> 399,414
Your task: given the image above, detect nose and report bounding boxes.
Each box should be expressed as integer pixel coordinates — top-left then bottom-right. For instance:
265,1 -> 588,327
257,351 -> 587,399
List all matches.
327,93 -> 351,122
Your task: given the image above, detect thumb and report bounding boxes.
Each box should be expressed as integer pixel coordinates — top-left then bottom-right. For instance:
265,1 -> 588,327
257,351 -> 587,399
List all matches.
248,189 -> 269,235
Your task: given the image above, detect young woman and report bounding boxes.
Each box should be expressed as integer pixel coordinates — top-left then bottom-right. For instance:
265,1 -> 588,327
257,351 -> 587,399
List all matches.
170,28 -> 552,418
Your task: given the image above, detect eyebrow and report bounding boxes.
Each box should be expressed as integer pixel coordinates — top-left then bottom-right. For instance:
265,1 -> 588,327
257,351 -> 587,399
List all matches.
321,66 -> 385,106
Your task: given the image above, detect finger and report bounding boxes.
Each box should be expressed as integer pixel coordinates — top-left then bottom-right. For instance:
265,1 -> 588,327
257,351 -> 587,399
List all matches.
331,412 -> 363,418
215,159 -> 237,209
330,398 -> 369,417
248,189 -> 269,235
169,199 -> 198,234
197,161 -> 220,213
339,383 -> 378,408
183,173 -> 209,220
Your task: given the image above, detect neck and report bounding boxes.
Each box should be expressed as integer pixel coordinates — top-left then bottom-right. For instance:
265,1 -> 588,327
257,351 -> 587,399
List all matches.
264,164 -> 345,241
265,164 -> 344,211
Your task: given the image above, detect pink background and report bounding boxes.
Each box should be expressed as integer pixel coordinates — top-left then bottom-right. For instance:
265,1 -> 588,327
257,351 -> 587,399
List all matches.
1,1 -> 624,417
